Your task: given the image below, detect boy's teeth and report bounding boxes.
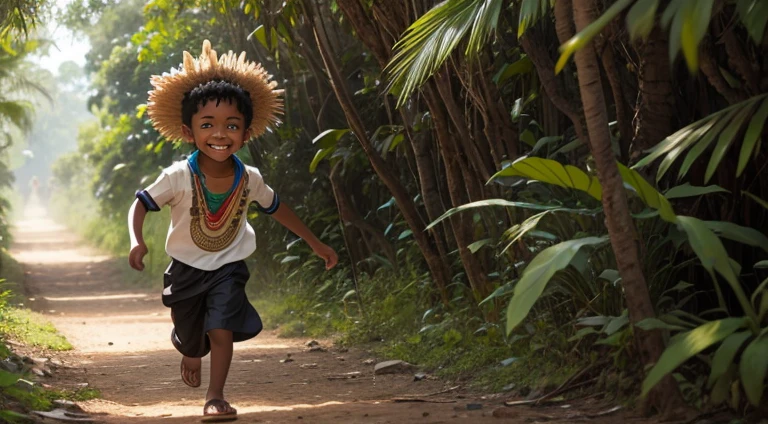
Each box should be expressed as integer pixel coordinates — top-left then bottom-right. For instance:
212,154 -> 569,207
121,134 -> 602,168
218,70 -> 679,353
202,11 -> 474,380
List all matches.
210,145 -> 227,150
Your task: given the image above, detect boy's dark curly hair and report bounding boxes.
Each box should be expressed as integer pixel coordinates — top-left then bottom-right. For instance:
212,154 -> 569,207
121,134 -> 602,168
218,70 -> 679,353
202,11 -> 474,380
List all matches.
181,80 -> 254,129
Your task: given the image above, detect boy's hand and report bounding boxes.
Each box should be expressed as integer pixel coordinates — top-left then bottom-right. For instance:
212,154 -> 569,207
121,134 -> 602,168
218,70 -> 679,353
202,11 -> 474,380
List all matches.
312,243 -> 338,270
129,243 -> 149,271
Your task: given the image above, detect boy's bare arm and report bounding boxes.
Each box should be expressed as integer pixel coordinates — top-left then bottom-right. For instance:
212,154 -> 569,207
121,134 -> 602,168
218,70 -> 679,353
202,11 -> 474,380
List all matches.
270,204 -> 339,270
128,199 -> 149,271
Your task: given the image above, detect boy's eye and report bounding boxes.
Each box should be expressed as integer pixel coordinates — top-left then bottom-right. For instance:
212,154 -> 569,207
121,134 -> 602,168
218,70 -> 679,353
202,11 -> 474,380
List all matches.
227,124 -> 239,130
200,123 -> 212,129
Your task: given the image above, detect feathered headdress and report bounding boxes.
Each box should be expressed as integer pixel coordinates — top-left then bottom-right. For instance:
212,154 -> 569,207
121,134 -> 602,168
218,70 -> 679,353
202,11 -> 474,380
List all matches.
147,40 -> 283,142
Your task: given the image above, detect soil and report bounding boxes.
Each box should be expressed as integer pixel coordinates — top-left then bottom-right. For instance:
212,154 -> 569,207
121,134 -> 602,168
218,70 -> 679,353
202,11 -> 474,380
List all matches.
9,203 -> 660,423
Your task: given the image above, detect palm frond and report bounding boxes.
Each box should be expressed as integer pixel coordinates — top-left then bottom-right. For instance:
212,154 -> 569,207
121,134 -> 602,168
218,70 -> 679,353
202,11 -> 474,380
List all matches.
517,0 -> 553,38
0,100 -> 34,134
633,93 -> 768,183
385,0 -> 504,108
735,0 -> 768,44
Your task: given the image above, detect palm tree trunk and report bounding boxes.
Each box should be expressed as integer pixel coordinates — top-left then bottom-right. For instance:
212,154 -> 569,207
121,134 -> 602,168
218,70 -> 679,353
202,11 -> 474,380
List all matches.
632,27 -> 677,155
571,0 -> 685,414
307,1 -> 451,303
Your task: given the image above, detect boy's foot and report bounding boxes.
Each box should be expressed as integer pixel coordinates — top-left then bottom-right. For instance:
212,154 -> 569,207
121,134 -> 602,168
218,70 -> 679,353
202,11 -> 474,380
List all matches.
202,399 -> 237,422
180,356 -> 202,388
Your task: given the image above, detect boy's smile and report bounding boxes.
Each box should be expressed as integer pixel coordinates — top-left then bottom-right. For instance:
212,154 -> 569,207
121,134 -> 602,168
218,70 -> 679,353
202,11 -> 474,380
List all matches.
182,100 -> 251,167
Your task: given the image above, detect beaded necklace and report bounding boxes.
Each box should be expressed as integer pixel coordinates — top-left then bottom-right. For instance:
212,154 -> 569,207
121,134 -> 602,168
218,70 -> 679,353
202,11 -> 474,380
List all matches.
187,151 -> 250,252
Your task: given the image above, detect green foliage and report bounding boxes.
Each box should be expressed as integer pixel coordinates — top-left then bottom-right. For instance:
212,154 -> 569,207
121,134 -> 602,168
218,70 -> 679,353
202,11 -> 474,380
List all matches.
505,236 -> 609,334
634,94 -> 768,183
556,0 -> 634,74
385,0 -> 503,106
0,307 -> 72,351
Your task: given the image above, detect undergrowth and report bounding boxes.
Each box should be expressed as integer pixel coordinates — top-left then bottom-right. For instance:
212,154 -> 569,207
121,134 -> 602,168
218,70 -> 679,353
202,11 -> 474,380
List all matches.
0,249 -> 90,422
0,307 -> 72,351
250,262 -> 586,394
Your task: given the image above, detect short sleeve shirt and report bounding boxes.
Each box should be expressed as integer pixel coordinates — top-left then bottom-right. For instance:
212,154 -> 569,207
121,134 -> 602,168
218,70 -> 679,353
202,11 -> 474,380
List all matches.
142,159 -> 277,270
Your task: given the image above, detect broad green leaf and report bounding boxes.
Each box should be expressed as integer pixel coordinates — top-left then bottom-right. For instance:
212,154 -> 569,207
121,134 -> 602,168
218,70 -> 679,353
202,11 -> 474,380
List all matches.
704,221 -> 768,253
679,0 -> 714,72
490,159 -> 675,221
627,0 -> 660,41
710,364 -> 736,405
676,216 -> 756,324
529,135 -> 563,156
480,281 -> 516,305
708,330 -> 752,388
751,277 -> 768,322
605,313 -> 630,336
567,327 -> 599,342
635,318 -> 688,332
493,55 -> 534,85
664,183 -> 729,199
468,238 -> 493,254
280,255 -> 300,264
398,230 -> 413,240
676,216 -> 736,280
736,0 -> 768,43
617,163 -> 676,222
490,157 -> 603,201
0,369 -> 19,387
309,148 -> 335,173
598,269 -> 620,285
555,0 -> 634,74
506,236 -> 608,334
641,317 -> 746,397
705,102 -> 757,183
312,128 -> 350,149
500,211 -> 552,255
377,197 -> 395,212
520,129 -> 537,147
427,198 -> 598,230
738,97 -> 768,177
577,316 -> 611,327
740,332 -> 768,406
248,25 -> 268,49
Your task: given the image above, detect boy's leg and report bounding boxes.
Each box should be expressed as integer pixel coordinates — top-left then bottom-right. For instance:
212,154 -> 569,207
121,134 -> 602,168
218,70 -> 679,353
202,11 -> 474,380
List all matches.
181,356 -> 202,387
204,328 -> 236,415
170,302 -> 208,388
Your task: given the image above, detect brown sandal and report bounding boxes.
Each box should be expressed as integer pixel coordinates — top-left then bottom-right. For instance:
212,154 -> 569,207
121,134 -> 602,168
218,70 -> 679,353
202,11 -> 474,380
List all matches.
201,399 -> 237,422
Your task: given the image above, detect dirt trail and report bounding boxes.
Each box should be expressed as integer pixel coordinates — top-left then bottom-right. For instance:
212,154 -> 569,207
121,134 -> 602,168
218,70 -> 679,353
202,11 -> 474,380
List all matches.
9,203 -> 649,423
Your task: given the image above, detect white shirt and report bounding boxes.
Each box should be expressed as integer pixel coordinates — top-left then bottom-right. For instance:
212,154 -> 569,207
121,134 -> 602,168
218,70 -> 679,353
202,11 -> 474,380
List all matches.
143,160 -> 276,270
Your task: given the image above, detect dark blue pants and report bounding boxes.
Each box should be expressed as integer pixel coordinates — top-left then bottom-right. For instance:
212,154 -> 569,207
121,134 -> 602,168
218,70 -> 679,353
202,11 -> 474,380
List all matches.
163,259 -> 262,358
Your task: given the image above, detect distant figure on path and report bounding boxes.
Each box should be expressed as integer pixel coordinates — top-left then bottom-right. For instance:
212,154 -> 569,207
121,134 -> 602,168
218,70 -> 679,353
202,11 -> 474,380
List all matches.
127,40 -> 338,422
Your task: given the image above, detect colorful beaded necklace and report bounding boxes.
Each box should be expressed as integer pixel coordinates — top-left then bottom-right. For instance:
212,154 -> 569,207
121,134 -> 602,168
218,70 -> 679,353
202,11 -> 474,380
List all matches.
187,151 -> 250,252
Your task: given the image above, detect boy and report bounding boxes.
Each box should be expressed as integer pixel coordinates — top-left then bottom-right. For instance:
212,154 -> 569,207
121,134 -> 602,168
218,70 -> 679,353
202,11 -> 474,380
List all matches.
128,40 -> 338,421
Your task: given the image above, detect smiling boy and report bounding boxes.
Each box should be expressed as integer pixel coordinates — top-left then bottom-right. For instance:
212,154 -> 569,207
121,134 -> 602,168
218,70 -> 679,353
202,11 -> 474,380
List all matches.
127,41 -> 338,421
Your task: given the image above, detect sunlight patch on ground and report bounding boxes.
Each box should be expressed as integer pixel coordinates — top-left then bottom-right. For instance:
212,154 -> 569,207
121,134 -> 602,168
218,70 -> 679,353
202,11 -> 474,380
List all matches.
80,399 -> 347,419
43,294 -> 149,301
12,249 -> 112,264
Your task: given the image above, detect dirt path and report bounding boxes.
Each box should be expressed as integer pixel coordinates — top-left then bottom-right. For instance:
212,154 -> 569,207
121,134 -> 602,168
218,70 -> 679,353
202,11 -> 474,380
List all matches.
9,204 -> 651,423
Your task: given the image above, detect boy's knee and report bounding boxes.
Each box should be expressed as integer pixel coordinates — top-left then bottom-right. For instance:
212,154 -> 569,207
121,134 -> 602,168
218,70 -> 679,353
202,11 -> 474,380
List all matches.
207,328 -> 233,344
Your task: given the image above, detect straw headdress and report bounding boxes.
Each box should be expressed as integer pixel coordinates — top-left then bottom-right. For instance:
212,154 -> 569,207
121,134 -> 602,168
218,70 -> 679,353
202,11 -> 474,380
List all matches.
147,40 -> 283,142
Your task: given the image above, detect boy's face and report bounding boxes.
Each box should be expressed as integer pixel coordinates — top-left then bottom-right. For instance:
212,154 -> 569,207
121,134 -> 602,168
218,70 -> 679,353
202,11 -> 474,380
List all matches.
181,99 -> 251,163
